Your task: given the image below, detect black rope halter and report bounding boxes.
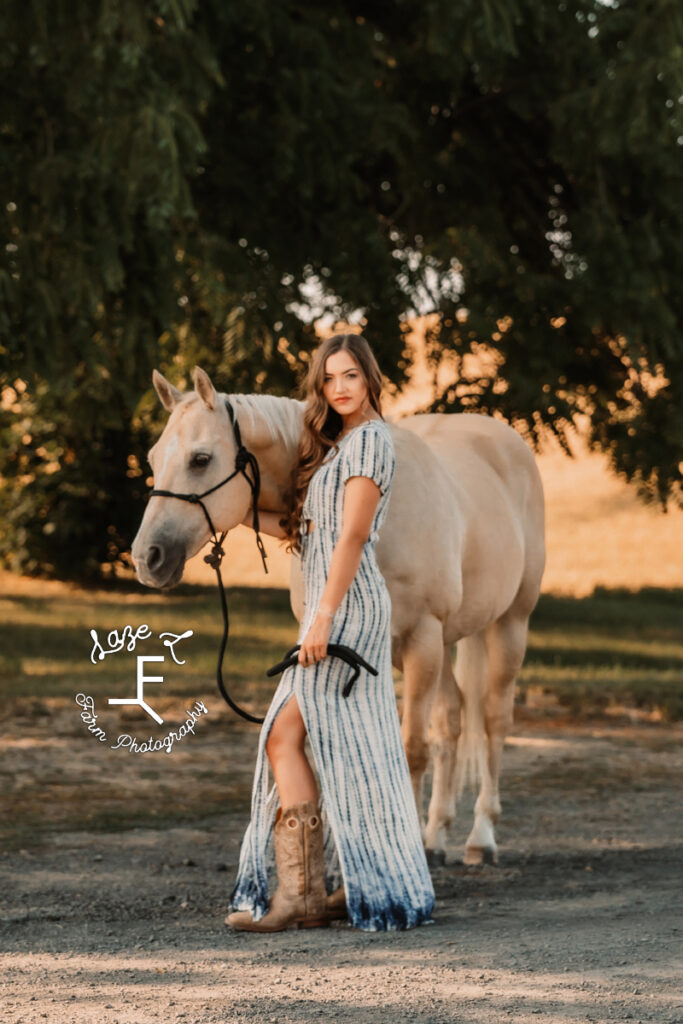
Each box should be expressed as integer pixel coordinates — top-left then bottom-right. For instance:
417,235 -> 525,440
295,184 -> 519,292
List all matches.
147,398 -> 377,724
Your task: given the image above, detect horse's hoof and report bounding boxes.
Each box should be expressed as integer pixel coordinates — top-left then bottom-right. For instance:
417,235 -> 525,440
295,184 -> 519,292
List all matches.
426,847 -> 446,867
463,844 -> 498,866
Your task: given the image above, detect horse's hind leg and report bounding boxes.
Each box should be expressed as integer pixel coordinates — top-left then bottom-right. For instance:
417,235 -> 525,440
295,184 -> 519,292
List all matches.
424,645 -> 460,866
464,612 -> 529,866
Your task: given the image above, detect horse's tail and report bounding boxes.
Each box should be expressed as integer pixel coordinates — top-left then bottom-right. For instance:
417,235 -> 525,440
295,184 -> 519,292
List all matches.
454,631 -> 488,796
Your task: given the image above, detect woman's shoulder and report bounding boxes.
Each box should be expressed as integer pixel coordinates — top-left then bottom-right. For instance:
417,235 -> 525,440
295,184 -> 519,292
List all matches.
343,417 -> 393,451
341,417 -> 395,480
358,416 -> 393,437
363,417 -> 394,447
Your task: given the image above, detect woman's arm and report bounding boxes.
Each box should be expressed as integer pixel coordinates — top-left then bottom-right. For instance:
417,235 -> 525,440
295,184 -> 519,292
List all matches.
316,476 -> 381,616
298,476 -> 381,666
241,508 -> 287,540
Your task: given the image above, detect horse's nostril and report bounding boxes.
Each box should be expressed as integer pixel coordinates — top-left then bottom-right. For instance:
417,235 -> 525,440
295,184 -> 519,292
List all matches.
147,544 -> 164,572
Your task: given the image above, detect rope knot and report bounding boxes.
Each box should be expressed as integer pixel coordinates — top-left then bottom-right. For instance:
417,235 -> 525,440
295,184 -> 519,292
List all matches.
235,447 -> 249,471
187,493 -> 200,504
203,543 -> 225,570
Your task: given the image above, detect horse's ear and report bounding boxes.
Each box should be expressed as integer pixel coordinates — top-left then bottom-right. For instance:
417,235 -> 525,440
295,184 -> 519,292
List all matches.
153,369 -> 183,412
193,366 -> 217,411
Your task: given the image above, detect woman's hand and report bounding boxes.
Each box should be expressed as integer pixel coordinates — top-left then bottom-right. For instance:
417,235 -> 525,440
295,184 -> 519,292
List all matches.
298,612 -> 333,667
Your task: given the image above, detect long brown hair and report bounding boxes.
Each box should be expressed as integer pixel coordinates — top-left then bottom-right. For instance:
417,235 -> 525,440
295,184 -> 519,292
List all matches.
280,333 -> 385,554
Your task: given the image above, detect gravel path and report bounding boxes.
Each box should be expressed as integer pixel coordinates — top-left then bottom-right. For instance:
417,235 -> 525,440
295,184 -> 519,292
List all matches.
1,708 -> 681,1024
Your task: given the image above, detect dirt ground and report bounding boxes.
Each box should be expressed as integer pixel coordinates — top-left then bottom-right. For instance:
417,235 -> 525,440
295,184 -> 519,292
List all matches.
1,702 -> 682,1024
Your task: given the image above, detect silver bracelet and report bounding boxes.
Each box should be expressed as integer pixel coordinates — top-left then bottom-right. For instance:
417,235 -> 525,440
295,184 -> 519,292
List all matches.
317,606 -> 334,619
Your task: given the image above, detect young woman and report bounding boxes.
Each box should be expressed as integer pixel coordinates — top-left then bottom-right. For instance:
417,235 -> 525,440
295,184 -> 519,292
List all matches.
226,333 -> 435,932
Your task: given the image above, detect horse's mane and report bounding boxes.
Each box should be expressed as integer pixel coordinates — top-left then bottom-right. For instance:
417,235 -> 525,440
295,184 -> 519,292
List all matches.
227,392 -> 305,452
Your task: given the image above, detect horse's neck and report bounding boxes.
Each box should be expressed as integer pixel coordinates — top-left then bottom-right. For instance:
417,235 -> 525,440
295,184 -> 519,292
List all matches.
226,392 -> 303,509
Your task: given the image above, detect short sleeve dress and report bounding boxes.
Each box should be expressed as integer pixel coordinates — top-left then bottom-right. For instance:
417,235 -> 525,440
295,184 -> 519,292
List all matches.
230,418 -> 435,931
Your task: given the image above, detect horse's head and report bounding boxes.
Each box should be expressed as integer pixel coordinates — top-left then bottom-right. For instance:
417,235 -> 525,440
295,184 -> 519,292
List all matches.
132,366 -> 253,588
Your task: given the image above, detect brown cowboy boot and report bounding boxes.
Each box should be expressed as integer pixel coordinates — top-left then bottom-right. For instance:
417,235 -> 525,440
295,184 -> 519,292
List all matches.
324,885 -> 347,921
226,801 -> 329,932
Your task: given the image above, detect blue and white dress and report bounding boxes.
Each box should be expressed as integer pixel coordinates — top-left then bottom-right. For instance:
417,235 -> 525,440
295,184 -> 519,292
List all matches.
230,418 -> 435,931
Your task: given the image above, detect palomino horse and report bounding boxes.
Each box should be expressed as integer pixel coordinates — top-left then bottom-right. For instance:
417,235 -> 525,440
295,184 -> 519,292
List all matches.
132,367 -> 545,865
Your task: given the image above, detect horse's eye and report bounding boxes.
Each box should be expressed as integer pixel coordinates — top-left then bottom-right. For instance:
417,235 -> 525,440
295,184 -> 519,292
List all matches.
190,452 -> 211,469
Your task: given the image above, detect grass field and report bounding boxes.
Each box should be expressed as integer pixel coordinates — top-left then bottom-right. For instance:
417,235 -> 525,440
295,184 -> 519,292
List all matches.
519,586 -> 683,721
1,577 -> 681,722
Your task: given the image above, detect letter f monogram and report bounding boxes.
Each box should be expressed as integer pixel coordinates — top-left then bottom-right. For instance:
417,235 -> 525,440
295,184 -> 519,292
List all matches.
108,656 -> 165,724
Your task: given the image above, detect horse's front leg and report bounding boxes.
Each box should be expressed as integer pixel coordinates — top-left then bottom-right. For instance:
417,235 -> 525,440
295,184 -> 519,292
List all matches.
424,645 -> 461,865
399,615 -> 443,836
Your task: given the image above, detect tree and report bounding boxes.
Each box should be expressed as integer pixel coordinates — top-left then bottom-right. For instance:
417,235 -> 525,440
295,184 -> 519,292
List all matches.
373,0 -> 683,507
0,0 -> 219,576
1,1 -> 681,578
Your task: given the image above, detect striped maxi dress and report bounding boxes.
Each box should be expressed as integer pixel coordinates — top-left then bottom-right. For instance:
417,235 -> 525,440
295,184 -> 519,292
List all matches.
230,418 -> 435,931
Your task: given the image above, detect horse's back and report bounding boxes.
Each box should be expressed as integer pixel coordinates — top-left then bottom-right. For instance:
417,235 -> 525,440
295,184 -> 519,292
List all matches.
397,412 -> 537,490
396,412 -> 545,623
397,412 -> 543,526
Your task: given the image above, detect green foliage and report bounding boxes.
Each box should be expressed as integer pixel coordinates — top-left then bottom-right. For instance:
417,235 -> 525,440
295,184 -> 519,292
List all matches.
0,1 -> 217,576
1,1 -> 682,578
0,373 -> 153,578
380,0 -> 683,507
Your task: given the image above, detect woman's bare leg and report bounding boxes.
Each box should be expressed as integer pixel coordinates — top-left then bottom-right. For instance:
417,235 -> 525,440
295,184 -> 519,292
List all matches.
266,694 -> 318,808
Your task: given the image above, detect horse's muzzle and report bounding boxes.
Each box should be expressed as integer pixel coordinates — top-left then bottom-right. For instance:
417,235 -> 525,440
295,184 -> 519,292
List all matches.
134,537 -> 186,589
